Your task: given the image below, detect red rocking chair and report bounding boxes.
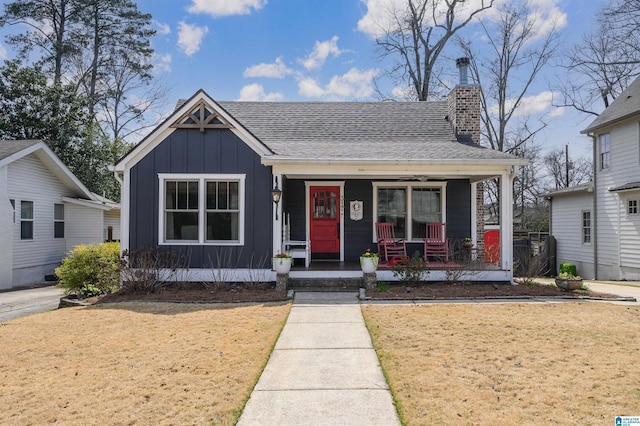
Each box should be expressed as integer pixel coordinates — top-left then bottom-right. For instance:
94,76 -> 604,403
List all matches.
376,222 -> 407,262
424,222 -> 449,262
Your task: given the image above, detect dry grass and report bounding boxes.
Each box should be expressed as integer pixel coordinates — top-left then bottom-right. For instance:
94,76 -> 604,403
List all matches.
0,302 -> 290,425
362,303 -> 640,425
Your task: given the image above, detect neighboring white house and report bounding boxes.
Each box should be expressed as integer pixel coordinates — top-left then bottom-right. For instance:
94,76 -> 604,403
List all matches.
0,140 -> 120,290
543,183 -> 595,279
546,76 -> 640,281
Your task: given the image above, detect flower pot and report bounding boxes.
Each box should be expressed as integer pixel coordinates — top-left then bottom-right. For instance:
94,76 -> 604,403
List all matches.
273,258 -> 292,274
462,242 -> 474,249
360,256 -> 378,273
555,278 -> 582,290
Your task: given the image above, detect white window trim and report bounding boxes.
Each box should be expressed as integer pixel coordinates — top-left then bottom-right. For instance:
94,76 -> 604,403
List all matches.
20,200 -> 34,240
158,173 -> 246,246
372,182 -> 447,243
581,210 -> 592,245
627,197 -> 639,216
54,203 -> 65,239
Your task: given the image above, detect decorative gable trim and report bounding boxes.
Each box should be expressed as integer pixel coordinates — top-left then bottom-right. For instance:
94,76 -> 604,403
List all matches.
170,99 -> 234,132
115,89 -> 272,172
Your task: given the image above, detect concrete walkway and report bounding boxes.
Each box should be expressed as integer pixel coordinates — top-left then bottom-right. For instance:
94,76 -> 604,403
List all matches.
237,292 -> 400,426
0,284 -> 63,323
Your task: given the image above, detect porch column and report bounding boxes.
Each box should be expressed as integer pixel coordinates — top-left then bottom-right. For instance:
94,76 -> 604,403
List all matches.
272,173 -> 283,256
500,170 -> 515,278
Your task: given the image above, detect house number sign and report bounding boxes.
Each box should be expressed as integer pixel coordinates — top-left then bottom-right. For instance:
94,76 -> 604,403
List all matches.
350,200 -> 363,221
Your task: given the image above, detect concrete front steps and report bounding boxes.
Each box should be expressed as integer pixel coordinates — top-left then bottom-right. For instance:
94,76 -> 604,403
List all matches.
287,277 -> 364,292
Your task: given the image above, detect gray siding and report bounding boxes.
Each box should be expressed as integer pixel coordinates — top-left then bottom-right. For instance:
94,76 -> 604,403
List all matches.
129,128 -> 272,268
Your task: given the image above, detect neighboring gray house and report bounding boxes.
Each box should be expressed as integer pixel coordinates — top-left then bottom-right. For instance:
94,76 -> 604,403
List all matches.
114,62 -> 527,283
0,140 -> 120,289
546,76 -> 640,281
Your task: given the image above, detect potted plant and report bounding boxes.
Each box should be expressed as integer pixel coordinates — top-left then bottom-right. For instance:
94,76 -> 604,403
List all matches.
555,271 -> 583,290
360,249 -> 379,273
272,251 -> 293,274
462,237 -> 474,249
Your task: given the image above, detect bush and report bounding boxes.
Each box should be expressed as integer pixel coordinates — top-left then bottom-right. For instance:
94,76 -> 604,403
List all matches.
55,242 -> 121,297
559,263 -> 577,277
392,251 -> 429,284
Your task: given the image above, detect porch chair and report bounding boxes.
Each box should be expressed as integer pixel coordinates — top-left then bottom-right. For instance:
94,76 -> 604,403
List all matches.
283,214 -> 311,267
375,222 -> 407,262
424,222 -> 449,262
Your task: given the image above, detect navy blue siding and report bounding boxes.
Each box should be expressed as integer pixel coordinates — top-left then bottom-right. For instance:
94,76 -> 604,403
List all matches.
129,128 -> 272,268
283,179 -> 472,262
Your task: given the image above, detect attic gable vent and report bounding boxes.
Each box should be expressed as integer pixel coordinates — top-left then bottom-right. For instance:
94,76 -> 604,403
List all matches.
171,99 -> 233,132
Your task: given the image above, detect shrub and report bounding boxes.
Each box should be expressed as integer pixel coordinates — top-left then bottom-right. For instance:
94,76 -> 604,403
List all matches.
559,263 -> 577,276
55,242 -> 121,297
392,251 -> 429,284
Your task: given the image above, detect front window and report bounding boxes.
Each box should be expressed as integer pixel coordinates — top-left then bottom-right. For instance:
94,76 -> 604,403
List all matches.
628,199 -> 639,216
21,200 -> 33,240
54,203 -> 65,238
600,133 -> 610,170
582,211 -> 591,244
374,183 -> 446,241
159,174 -> 245,245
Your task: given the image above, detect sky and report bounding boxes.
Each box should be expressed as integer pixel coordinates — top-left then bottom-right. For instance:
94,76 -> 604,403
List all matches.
0,0 -> 611,159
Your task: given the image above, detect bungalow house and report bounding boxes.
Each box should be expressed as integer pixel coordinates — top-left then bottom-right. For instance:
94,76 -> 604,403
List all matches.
546,76 -> 640,281
113,60 -> 526,283
0,140 -> 120,290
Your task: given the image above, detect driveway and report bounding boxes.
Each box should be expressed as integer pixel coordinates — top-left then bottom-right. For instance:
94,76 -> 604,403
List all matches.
0,284 -> 64,322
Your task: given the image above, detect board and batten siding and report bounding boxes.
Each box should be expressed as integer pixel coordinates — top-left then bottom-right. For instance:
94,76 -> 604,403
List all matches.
550,192 -> 594,279
129,128 -> 273,269
595,118 -> 640,279
7,154 -> 75,282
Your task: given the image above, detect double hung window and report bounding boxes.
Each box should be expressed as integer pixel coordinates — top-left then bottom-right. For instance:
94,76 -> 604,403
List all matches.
54,204 -> 65,238
599,133 -> 610,170
21,200 -> 34,240
160,174 -> 244,245
581,211 -> 591,244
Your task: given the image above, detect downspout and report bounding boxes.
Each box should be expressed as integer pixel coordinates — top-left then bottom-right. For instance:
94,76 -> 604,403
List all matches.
590,133 -> 598,280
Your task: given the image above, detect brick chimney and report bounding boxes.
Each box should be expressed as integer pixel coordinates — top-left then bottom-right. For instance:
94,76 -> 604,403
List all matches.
447,57 -> 481,146
447,57 -> 485,255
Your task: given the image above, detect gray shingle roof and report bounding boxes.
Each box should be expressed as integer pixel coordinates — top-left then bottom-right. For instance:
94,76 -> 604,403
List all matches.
0,140 -> 42,161
609,181 -> 640,192
583,76 -> 640,133
217,101 -> 518,162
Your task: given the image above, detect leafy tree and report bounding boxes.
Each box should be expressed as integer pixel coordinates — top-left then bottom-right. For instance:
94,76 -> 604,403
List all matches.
373,0 -> 493,101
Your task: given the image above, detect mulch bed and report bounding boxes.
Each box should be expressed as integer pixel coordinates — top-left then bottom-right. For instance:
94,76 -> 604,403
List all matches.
364,281 -> 621,299
71,281 -> 628,305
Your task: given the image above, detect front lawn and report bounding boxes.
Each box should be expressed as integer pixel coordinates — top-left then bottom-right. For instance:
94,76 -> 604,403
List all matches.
0,302 -> 290,425
362,303 -> 640,424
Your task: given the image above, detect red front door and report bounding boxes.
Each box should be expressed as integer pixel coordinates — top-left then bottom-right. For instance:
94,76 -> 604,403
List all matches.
310,186 -> 340,257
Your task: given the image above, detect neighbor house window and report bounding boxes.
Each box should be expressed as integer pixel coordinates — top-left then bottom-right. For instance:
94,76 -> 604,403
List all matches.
582,210 -> 591,244
628,198 -> 639,216
54,203 -> 65,238
10,199 -> 15,223
21,200 -> 34,240
599,133 -> 610,170
374,183 -> 446,241
159,174 -> 245,245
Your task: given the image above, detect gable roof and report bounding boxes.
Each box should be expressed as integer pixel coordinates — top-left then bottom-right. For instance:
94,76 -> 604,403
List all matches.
541,182 -> 593,198
0,139 -> 95,201
116,89 -> 523,171
583,76 -> 640,133
217,101 -> 518,162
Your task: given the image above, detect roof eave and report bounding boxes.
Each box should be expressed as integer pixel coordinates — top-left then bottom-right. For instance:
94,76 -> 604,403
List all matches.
261,157 -> 528,167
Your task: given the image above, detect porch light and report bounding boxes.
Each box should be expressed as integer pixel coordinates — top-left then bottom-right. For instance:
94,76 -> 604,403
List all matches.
271,176 -> 282,220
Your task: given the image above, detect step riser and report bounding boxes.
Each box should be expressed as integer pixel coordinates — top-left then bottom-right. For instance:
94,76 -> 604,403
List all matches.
287,278 -> 362,291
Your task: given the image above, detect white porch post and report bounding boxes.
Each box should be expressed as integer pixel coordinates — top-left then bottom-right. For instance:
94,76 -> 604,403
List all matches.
500,170 -> 514,278
272,173 -> 283,256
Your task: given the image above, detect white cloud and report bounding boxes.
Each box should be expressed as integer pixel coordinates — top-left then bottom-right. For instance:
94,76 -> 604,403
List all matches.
177,21 -> 208,56
153,53 -> 172,73
491,91 -> 561,118
244,57 -> 293,78
300,36 -> 343,70
237,83 -> 283,101
187,0 -> 267,17
357,0 -> 564,39
298,68 -> 379,99
154,20 -> 171,35
0,44 -> 6,61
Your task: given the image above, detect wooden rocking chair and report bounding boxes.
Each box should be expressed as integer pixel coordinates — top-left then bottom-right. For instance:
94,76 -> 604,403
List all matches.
424,222 -> 449,262
376,222 -> 407,262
